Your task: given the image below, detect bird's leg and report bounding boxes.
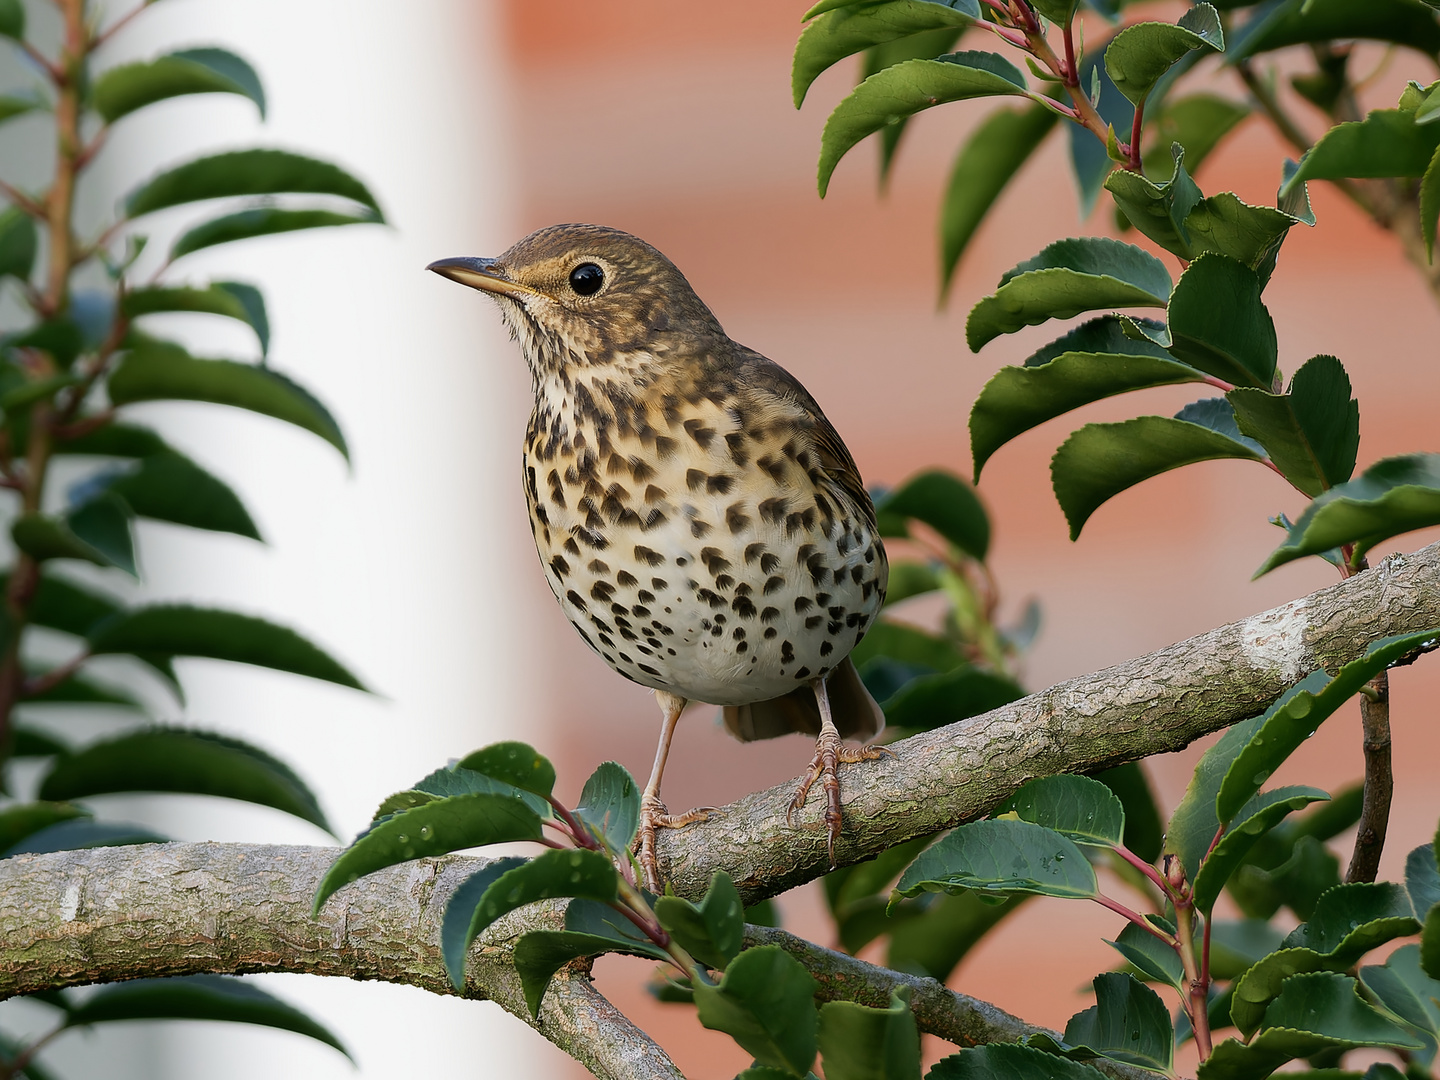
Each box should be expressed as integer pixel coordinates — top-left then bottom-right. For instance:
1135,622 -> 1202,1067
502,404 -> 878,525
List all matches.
635,690 -> 712,892
788,675 -> 893,867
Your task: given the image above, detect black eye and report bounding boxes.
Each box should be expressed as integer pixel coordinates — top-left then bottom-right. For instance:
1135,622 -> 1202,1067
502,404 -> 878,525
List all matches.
569,262 -> 605,296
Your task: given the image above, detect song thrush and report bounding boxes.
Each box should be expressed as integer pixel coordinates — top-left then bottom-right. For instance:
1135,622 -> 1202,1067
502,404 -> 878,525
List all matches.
429,225 -> 889,890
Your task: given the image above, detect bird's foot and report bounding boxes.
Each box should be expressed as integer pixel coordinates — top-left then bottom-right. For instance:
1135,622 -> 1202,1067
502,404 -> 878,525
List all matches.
635,792 -> 718,893
786,737 -> 895,866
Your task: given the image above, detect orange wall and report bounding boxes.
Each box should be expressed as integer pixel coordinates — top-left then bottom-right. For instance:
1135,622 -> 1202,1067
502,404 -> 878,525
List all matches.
489,4 -> 1440,1076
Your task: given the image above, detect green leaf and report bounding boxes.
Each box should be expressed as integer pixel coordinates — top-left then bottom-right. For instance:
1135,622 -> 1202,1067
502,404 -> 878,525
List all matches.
4,817 -> 166,857
867,28 -> 971,185
1359,945 -> 1440,1066
0,93 -> 40,127
37,727 -> 330,832
0,206 -> 37,281
881,561 -> 941,606
966,238 -> 1171,351
1258,453 -> 1440,575
1407,841 -> 1440,917
87,605 -> 365,690
993,774 -> 1124,848
851,619 -> 964,673
1420,142 -> 1440,260
819,51 -> 1028,195
171,206 -> 380,261
929,1042 -> 1109,1080
1230,948 -> 1341,1038
1283,110 -> 1440,196
881,665 -> 1024,731
440,856 -> 526,988
1050,413 -> 1267,540
1165,253 -> 1277,389
884,890 -> 1026,981
455,742 -> 557,801
1192,785 -> 1330,914
655,870 -> 746,970
873,469 -> 989,559
940,103 -> 1057,293
92,450 -> 260,540
20,669 -> 144,710
694,945 -> 819,1075
513,898 -> 672,1017
1182,192 -> 1310,285
124,148 -> 383,219
793,0 -> 980,107
1216,632 -> 1437,823
122,283 -> 269,355
1231,0 -> 1440,62
1105,145 -> 1205,257
0,0 -> 24,40
1284,882 -> 1421,962
92,48 -> 266,124
1029,972 -> 1174,1072
1022,314 -> 1174,367
12,725 -> 74,755
970,350 -> 1206,480
1143,93 -> 1250,178
11,506 -> 135,574
1105,916 -> 1183,989
1092,762 -> 1163,862
1228,834 -> 1340,923
66,492 -> 138,575
574,760 -> 640,852
1424,903 -> 1440,981
1228,355 -> 1358,498
108,342 -> 347,458
1207,919 -> 1286,980
17,572 -> 121,636
817,987 -> 920,1080
63,974 -> 348,1059
1104,5 -> 1224,106
0,801 -> 90,853
894,819 -> 1098,901
313,793 -> 543,913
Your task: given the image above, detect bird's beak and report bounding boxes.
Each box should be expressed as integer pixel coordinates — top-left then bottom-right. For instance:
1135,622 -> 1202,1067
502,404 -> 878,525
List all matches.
426,256 -> 544,300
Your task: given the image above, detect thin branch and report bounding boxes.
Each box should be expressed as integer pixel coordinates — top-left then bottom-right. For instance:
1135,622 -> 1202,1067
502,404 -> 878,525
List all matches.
1347,667 -> 1392,883
0,180 -> 45,220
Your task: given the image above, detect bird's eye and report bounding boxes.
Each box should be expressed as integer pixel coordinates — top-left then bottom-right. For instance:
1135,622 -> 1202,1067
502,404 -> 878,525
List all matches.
568,262 -> 605,296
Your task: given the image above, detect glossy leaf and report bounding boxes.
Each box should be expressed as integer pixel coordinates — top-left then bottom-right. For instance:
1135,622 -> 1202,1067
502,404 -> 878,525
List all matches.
1229,948 -> 1344,1037
1143,94 -> 1250,178
0,801 -> 90,854
817,987 -> 920,1080
37,727 -> 330,832
793,0 -> 980,107
93,48 -> 265,123
63,975 -> 348,1059
1104,5 -> 1223,106
1029,973 -> 1174,1072
108,342 -> 347,458
5,818 -> 166,857
1105,916 -> 1183,990
1165,253 -> 1277,389
655,870 -> 745,970
1232,0 -> 1440,62
95,450 -> 261,539
993,774 -> 1124,848
124,148 -> 382,219
1228,355 -> 1358,497
693,945 -> 819,1076
1358,945 -> 1440,1066
0,206 -> 37,281
1258,453 -> 1440,575
819,51 -> 1028,195
1207,919 -> 1286,980
1284,882 -> 1421,962
513,897 -> 671,1017
1182,192 -> 1310,286
455,742 -> 557,801
65,492 -> 138,575
940,103 -> 1056,293
966,238 -> 1171,351
881,665 -> 1023,731
122,283 -> 269,355
172,206 -> 380,261
1192,786 -> 1329,913
873,469 -> 989,560
970,350 -> 1205,480
574,760 -> 640,853
1105,145 -> 1204,256
440,857 -> 527,988
929,1042 -> 1109,1080
894,819 -> 1098,901
1284,110 -> 1440,197
1425,903 -> 1440,981
88,605 -> 364,690
1050,413 -> 1267,539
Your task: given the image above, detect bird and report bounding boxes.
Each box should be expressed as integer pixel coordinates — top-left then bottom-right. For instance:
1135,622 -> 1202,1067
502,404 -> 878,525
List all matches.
428,224 -> 889,891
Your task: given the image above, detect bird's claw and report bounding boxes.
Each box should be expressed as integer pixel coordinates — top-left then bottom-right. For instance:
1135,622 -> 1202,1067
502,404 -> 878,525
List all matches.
635,794 -> 720,892
787,738 -> 893,866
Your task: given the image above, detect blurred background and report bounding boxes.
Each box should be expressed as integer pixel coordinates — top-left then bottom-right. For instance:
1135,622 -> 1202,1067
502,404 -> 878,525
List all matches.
5,0 -> 1439,1077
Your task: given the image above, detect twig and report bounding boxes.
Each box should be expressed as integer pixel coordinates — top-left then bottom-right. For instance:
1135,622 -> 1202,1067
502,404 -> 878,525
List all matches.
1347,667 -> 1392,883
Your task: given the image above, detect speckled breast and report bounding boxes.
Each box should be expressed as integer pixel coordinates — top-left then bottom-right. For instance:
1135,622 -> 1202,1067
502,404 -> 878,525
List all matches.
521,384 -> 885,706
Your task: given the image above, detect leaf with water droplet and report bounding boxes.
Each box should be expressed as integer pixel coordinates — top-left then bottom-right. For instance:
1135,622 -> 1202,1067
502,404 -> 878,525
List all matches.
1192,785 -> 1329,914
894,819 -> 1098,905
995,774 -> 1125,849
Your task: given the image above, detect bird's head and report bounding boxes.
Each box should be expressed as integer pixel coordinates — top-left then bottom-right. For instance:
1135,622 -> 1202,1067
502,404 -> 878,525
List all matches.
428,224 -> 724,381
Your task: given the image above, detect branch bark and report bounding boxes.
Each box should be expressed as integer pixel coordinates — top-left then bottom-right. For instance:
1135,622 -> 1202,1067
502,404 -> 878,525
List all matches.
657,544 -> 1440,901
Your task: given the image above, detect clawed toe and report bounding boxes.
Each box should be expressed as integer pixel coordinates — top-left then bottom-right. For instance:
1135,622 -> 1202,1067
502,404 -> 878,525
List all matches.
787,736 -> 891,867
637,796 -> 721,891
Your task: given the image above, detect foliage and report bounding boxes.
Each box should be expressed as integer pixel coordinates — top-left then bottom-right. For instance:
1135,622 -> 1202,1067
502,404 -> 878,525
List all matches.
0,0 -> 377,1073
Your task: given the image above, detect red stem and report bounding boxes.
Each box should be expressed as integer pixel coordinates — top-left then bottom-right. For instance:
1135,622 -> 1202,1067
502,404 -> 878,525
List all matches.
1091,892 -> 1176,946
1113,842 -> 1172,897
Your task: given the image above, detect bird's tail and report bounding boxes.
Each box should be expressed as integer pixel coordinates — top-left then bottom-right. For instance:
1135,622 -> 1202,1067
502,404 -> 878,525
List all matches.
722,657 -> 884,743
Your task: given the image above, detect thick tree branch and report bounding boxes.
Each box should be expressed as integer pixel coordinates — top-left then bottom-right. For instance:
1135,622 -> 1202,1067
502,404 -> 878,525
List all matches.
657,544 -> 1440,900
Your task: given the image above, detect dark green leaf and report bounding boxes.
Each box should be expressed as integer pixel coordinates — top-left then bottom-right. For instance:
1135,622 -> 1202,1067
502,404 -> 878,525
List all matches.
1104,5 -> 1224,106
1358,945 -> 1440,1066
313,794 -> 543,913
994,774 -> 1124,848
817,987 -> 920,1080
122,283 -> 269,355
1228,834 -> 1339,923
1285,109 -> 1440,197
693,945 -> 819,1075
0,801 -> 89,853
1192,785 -> 1329,913
1165,253 -> 1277,389
1284,882 -> 1421,962
868,28 -> 971,185
1228,355 -> 1358,498
1258,453 -> 1440,575
820,51 -> 1029,195
0,0 -> 23,40
1092,762 -> 1163,862
881,561 -> 941,606
940,103 -> 1056,293
93,48 -> 265,123
20,669 -> 144,710
124,148 -> 382,219
514,897 -> 671,1017
37,727 -> 330,832
873,469 -> 989,559
1420,142 -> 1440,260
574,760 -> 640,853
882,665 -> 1023,731
1050,414 -> 1267,540
0,206 -> 37,281
655,870 -> 745,970
455,742 -> 557,801
1232,0 -> 1440,62
171,206 -> 380,261
1207,919 -> 1286,980
828,834 -> 934,914
1424,904 -> 1440,981
1105,145 -> 1204,257
883,890 -> 1025,981
966,238 -> 1171,351
894,818 -> 1098,901
1229,948 -> 1340,1037
11,508 -> 134,574
108,342 -> 347,458
65,492 -> 137,575
1022,314 -> 1173,367
88,605 -> 365,690
97,450 -> 261,539
1105,916 -> 1183,989
850,619 -> 964,673
1407,842 -> 1440,917
0,93 -> 40,126
970,350 -> 1206,480
19,572 -> 121,637
440,856 -> 527,988
63,975 -> 348,1059
1182,192 -> 1310,285
1029,973 -> 1174,1071
929,1042 -> 1109,1080
4,818 -> 166,857
12,725 -> 73,755
793,0 -> 980,108
1143,94 -> 1250,178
